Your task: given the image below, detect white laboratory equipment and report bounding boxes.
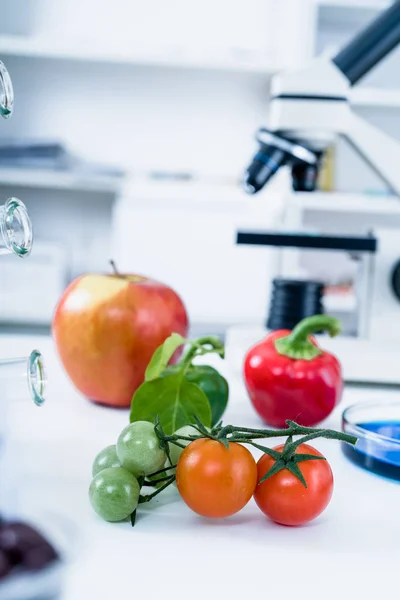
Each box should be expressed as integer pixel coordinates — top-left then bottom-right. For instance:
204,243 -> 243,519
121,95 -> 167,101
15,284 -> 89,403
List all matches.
229,1 -> 400,386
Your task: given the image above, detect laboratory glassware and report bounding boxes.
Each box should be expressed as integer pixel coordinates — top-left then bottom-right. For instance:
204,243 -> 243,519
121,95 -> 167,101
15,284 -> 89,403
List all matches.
0,198 -> 33,258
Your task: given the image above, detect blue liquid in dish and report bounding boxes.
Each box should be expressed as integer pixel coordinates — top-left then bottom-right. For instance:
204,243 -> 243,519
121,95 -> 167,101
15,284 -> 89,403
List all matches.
342,420 -> 400,481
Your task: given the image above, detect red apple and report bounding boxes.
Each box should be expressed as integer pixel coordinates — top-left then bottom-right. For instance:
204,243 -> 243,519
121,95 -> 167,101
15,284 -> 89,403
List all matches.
52,269 -> 189,407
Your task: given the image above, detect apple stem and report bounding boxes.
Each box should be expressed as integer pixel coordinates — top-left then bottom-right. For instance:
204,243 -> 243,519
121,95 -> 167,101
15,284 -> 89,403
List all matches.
110,259 -> 120,276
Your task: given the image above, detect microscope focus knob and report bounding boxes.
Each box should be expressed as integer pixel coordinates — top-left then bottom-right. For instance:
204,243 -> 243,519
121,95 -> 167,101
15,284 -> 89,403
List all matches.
391,260 -> 400,301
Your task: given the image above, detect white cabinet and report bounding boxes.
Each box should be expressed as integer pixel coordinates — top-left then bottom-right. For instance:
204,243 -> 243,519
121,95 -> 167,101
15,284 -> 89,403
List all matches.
111,179 -> 287,326
0,241 -> 67,325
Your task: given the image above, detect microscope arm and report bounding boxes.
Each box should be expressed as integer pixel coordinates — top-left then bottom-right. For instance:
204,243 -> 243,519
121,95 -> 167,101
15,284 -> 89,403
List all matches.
333,0 -> 400,86
335,0 -> 400,196
345,113 -> 400,196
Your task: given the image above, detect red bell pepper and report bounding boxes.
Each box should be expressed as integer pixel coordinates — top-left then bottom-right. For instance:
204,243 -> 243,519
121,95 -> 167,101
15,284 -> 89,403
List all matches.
243,315 -> 343,428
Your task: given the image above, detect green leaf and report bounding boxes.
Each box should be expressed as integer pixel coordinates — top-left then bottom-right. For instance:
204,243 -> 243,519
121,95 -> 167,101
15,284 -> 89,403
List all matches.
184,365 -> 229,426
250,442 -> 282,461
258,459 -> 286,484
144,333 -> 187,381
130,372 -> 212,435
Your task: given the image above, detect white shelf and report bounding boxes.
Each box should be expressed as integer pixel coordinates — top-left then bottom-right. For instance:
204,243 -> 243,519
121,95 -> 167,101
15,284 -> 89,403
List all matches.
350,87 -> 400,108
0,166 -> 124,193
0,34 -> 279,75
291,191 -> 400,215
2,40 -> 399,108
317,0 -> 389,8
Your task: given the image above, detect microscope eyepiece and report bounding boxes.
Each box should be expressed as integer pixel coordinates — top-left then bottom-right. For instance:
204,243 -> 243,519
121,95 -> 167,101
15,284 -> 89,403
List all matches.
243,129 -> 318,194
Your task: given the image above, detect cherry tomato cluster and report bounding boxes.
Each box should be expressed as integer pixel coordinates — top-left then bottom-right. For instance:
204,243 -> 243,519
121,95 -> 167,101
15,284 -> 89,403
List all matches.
176,438 -> 333,526
89,419 -> 356,528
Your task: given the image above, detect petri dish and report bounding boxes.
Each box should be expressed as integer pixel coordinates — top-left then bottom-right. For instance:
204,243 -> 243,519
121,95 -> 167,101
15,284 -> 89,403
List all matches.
342,400 -> 400,481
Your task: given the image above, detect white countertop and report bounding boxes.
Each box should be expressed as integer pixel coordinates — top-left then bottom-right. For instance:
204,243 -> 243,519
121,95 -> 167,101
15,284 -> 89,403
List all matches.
2,333 -> 400,600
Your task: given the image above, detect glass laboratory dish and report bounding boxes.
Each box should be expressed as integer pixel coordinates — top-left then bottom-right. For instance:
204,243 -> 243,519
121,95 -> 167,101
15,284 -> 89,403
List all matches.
0,351 -> 46,409
0,349 -> 46,471
0,198 -> 33,258
342,400 -> 400,480
0,351 -> 46,511
0,350 -> 46,443
0,352 -> 65,599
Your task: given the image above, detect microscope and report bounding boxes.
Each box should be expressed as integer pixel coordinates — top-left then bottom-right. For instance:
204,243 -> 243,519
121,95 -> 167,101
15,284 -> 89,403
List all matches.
232,1 -> 400,385
243,1 -> 400,197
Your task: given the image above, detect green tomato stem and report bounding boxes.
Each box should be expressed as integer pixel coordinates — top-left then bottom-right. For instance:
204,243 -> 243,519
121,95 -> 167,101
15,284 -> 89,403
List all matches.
147,463 -> 177,477
156,420 -> 357,448
166,423 -> 357,448
169,440 -> 187,449
130,509 -> 137,527
216,423 -> 314,439
138,476 -> 175,504
143,476 -> 174,487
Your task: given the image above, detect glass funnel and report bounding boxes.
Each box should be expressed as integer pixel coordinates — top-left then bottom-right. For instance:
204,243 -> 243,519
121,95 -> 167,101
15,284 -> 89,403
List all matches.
0,198 -> 33,257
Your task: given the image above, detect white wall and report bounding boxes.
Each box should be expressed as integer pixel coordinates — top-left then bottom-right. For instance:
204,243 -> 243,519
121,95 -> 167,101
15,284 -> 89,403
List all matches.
317,10 -> 400,194
2,57 -> 269,178
0,57 -> 272,310
1,0 -> 400,329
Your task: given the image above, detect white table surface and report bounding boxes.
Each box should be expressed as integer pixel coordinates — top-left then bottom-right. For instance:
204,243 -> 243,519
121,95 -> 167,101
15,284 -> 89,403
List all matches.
2,333 -> 400,600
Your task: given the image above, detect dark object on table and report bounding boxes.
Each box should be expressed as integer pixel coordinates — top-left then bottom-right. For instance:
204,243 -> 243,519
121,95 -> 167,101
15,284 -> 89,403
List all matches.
0,550 -> 12,579
267,278 -> 324,331
0,521 -> 59,581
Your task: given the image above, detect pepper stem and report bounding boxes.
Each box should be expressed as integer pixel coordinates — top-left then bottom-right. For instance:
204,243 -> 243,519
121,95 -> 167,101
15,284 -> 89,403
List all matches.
179,335 -> 225,369
274,315 -> 341,361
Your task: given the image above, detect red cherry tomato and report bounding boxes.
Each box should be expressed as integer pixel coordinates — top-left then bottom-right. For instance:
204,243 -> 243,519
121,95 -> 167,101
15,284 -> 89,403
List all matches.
254,443 -> 334,526
176,438 -> 257,518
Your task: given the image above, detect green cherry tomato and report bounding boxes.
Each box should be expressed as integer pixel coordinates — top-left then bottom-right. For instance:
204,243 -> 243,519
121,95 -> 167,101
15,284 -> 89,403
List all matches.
92,445 -> 121,477
116,421 -> 166,477
89,467 -> 140,522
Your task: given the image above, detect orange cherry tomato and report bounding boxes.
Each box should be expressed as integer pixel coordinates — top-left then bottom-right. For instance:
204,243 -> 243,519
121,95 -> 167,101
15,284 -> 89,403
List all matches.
254,443 -> 334,526
176,438 -> 258,518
